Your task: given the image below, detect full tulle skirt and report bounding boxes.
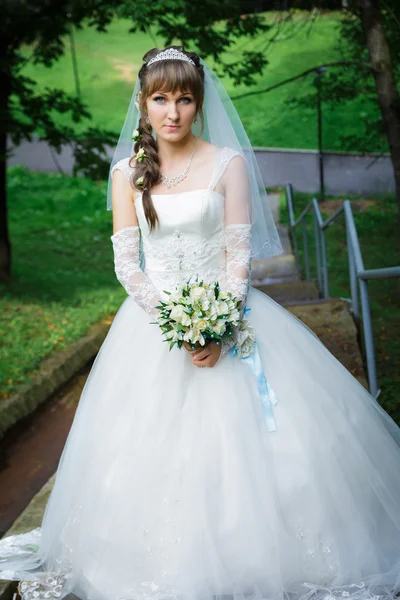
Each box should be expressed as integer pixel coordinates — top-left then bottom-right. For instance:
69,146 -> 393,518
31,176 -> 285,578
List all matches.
1,286 -> 400,600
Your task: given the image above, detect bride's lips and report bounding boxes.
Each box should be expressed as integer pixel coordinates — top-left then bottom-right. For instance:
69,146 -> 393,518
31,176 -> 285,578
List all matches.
164,125 -> 180,130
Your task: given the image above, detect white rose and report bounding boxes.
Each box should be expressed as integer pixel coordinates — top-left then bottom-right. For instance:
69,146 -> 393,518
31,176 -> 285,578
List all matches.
227,300 -> 236,311
191,328 -> 203,344
229,309 -> 240,323
183,329 -> 193,342
183,314 -> 193,327
170,305 -> 186,323
209,301 -> 219,319
190,287 -> 207,302
217,301 -> 229,316
201,299 -> 210,311
206,288 -> 216,301
213,322 -> 226,335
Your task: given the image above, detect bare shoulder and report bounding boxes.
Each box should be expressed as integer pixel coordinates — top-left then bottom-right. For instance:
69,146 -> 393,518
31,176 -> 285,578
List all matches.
111,158 -> 140,202
195,140 -> 223,170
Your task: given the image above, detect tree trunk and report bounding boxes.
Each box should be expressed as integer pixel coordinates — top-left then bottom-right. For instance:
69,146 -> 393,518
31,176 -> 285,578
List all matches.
359,0 -> 400,229
0,70 -> 10,283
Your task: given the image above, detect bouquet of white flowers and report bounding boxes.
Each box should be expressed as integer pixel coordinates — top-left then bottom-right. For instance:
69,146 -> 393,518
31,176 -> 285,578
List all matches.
151,278 -> 255,359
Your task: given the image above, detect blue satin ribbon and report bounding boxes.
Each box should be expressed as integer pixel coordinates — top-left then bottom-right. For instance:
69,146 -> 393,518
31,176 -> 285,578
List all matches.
230,306 -> 278,432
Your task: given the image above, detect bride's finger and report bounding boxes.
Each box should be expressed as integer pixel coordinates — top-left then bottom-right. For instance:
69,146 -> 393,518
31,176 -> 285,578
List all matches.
192,349 -> 211,361
194,357 -> 211,368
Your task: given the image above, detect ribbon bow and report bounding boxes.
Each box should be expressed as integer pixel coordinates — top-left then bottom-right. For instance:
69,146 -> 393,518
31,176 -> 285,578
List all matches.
230,306 -> 278,432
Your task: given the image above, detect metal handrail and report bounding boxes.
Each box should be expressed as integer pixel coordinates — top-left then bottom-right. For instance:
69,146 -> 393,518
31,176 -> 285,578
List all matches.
285,183 -> 400,399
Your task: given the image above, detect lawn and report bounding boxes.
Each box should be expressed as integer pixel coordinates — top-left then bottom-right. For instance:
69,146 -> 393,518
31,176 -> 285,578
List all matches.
279,188 -> 400,425
0,167 -> 123,400
20,11 -> 382,152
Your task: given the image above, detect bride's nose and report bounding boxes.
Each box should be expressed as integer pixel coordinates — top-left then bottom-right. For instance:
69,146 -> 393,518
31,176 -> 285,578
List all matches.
167,101 -> 179,121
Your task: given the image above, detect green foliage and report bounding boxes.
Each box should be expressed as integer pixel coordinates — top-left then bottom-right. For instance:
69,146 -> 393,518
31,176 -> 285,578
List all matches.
3,0 -> 119,175
118,0 -> 271,86
281,189 -> 400,423
286,3 -> 400,153
21,12 -> 364,151
0,166 -> 123,398
4,0 -> 271,166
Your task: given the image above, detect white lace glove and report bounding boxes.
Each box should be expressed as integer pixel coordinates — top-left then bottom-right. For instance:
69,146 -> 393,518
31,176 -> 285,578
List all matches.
110,225 -> 161,317
216,223 -> 252,364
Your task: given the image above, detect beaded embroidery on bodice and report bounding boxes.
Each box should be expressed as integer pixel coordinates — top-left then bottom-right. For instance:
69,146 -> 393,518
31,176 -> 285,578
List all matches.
111,147 -> 242,298
136,189 -> 227,296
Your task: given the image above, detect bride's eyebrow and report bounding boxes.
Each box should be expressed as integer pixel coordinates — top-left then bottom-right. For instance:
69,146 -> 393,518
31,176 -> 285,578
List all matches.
152,91 -> 193,97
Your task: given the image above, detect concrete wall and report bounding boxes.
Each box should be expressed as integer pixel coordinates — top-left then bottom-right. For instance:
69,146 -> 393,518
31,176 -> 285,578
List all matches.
254,147 -> 395,196
8,137 -> 395,197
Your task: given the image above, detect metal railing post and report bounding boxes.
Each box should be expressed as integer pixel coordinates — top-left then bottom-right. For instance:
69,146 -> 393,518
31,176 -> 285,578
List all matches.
346,219 -> 359,319
313,209 -> 322,294
286,184 -> 295,226
344,202 -> 378,397
302,219 -> 310,280
320,229 -> 329,298
286,185 -> 301,272
312,199 -> 328,298
359,279 -> 378,397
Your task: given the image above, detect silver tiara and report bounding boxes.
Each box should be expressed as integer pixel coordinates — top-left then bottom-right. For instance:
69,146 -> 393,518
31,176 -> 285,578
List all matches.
147,48 -> 196,67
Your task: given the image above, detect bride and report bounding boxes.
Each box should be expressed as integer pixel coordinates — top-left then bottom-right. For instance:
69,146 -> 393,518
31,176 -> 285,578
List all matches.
1,45 -> 400,600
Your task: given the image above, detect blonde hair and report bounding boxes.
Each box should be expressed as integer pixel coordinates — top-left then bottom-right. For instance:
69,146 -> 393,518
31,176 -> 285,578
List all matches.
130,45 -> 205,232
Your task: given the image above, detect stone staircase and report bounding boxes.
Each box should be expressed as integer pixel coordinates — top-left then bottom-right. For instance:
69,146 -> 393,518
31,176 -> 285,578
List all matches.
251,195 -> 368,388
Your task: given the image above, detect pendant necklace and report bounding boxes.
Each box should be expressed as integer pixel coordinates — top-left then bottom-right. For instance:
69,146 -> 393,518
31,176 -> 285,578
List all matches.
160,139 -> 197,189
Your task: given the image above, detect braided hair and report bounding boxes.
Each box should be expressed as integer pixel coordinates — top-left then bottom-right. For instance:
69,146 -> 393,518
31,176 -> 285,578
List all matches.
129,45 -> 205,232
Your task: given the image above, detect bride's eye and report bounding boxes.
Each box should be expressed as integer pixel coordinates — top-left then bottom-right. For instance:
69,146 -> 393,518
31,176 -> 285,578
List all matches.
153,96 -> 192,104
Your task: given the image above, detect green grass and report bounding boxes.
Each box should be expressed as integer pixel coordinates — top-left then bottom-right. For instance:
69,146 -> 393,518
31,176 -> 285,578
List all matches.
20,11 -> 382,152
0,167 -> 123,399
280,189 -> 400,424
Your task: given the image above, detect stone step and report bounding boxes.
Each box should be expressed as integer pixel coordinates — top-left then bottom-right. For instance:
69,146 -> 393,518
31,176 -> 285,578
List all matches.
255,280 -> 319,305
251,254 -> 301,286
285,298 -> 367,389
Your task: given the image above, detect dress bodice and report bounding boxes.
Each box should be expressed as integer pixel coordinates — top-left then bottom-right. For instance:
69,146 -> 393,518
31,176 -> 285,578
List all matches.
111,146 -> 241,296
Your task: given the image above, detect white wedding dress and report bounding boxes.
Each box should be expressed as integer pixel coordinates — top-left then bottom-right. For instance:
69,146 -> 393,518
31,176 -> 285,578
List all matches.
1,146 -> 400,600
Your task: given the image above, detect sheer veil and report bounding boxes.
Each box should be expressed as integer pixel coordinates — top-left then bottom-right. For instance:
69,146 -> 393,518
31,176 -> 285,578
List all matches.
107,56 -> 283,260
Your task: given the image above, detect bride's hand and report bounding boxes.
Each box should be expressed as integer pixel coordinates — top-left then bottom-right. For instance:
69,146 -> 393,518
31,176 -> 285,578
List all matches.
183,340 -> 221,368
